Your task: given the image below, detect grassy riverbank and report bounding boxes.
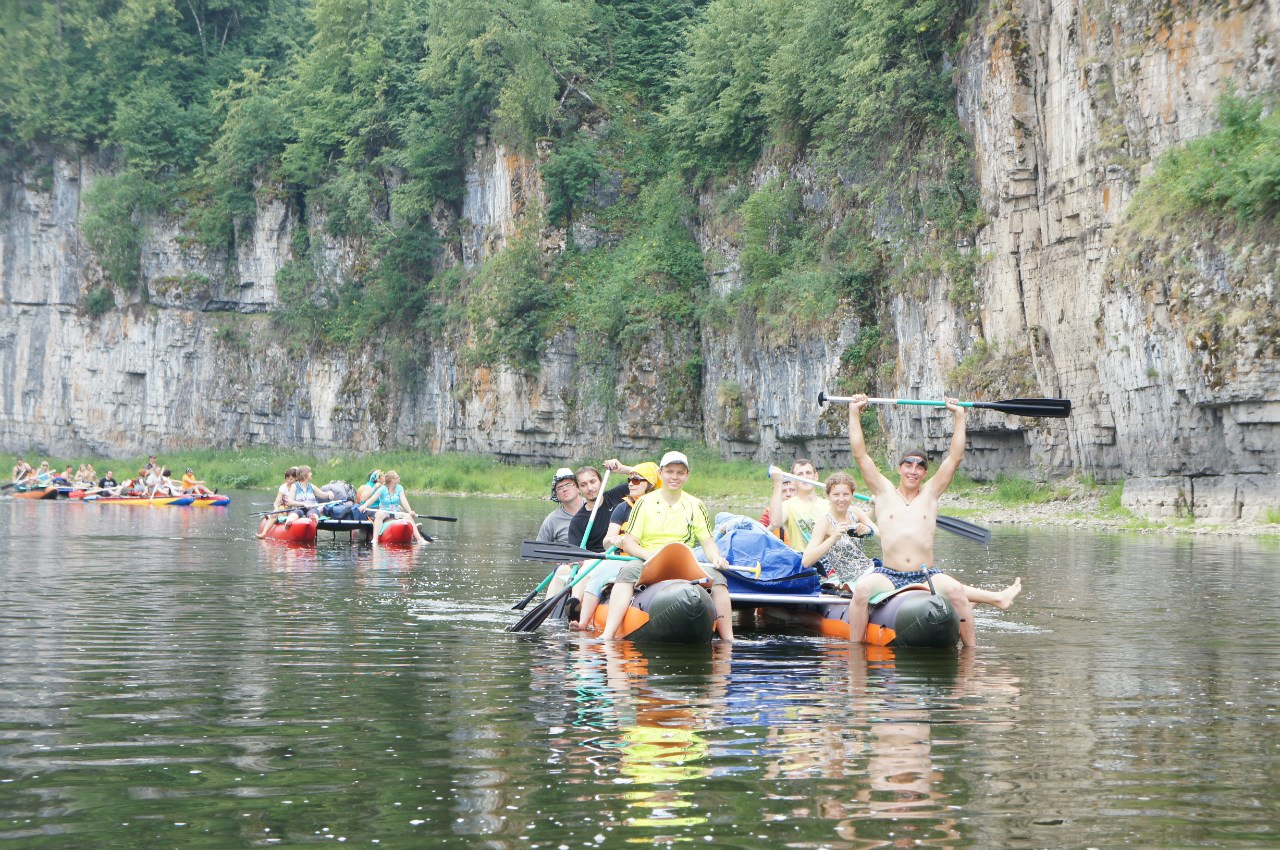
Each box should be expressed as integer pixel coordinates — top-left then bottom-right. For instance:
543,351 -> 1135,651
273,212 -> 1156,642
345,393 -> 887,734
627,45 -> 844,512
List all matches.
6,448 -> 1276,537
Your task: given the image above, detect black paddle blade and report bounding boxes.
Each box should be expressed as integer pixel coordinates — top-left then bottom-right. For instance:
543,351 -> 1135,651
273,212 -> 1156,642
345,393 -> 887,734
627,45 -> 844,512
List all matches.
511,586 -> 543,611
508,586 -> 571,632
973,398 -> 1072,418
519,540 -> 599,562
937,513 -> 992,546
418,515 -> 458,522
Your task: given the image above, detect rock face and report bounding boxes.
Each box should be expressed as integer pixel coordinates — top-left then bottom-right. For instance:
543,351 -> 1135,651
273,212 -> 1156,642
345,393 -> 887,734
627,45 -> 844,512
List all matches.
0,0 -> 1276,520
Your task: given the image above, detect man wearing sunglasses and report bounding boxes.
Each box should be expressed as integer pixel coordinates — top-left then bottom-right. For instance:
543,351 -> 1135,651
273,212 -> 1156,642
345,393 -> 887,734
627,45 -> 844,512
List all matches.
844,394 -> 978,646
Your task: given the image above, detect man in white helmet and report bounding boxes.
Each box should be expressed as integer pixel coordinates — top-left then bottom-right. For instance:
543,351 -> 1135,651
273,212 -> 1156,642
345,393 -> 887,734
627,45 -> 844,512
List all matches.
536,468 -> 585,545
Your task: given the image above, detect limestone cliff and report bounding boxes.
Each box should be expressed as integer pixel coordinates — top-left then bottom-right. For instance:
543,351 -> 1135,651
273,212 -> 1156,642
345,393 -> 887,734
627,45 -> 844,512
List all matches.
1,0 -> 1277,520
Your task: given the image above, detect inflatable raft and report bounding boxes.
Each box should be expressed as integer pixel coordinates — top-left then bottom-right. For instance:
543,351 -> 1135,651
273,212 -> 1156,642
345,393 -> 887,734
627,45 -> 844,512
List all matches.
190,494 -> 231,507
11,486 -> 58,500
586,543 -> 717,643
89,495 -> 195,506
316,517 -> 422,544
263,516 -> 319,544
747,585 -> 960,648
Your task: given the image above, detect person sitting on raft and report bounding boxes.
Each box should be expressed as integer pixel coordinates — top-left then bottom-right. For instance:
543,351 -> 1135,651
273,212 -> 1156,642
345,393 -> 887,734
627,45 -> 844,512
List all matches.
11,457 -> 32,485
283,466 -> 332,525
844,395 -> 1021,647
356,469 -> 382,506
257,467 -> 298,538
800,471 -> 878,590
96,470 -> 121,496
758,478 -> 796,543
357,469 -> 428,545
768,459 -> 828,552
538,468 -> 588,598
180,468 -> 214,496
568,459 -> 642,554
570,461 -> 660,630
33,462 -> 53,486
601,451 -> 737,643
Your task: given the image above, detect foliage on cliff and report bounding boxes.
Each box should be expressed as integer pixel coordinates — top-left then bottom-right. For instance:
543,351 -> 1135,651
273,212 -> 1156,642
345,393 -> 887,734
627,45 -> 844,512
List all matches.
1,0 -> 978,388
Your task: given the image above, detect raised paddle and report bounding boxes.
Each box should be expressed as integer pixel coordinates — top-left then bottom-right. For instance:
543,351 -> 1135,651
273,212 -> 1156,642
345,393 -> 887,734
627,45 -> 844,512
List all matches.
818,391 -> 1071,418
769,468 -> 992,546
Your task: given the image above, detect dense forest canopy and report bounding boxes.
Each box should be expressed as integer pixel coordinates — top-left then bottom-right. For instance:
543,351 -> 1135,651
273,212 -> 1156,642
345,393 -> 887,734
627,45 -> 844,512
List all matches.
0,0 -> 980,381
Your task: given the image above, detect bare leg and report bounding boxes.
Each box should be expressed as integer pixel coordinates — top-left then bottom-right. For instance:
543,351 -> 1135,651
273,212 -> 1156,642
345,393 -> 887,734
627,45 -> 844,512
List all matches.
709,585 -> 735,642
934,574 -> 976,646
963,578 -> 1022,610
545,563 -> 574,597
256,517 -> 269,538
600,582 -> 635,640
570,592 -> 602,630
849,574 -> 894,644
371,510 -> 387,546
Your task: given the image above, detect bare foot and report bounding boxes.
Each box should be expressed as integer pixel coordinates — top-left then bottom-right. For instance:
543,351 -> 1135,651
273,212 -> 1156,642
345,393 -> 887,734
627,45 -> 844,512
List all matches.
995,578 -> 1022,610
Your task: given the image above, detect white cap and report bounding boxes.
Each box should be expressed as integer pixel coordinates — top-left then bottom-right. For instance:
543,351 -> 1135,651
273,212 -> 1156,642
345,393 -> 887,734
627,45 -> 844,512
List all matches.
552,467 -> 576,484
659,451 -> 689,469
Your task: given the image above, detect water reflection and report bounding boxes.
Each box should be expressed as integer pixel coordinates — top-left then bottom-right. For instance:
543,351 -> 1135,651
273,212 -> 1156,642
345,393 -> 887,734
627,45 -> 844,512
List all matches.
1,495 -> 1278,849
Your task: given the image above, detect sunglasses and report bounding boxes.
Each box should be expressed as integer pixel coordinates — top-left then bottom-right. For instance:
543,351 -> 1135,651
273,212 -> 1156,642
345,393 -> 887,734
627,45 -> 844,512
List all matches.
900,458 -> 927,469
627,477 -> 647,484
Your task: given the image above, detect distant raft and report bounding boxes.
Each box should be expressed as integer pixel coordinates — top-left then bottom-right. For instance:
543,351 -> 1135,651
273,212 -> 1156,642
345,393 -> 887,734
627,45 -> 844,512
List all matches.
586,543 -> 716,644
316,517 -> 422,545
262,516 -> 319,544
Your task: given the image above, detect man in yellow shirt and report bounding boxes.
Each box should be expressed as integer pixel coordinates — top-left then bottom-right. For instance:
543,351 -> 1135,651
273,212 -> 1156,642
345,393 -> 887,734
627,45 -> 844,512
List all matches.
601,451 -> 735,642
767,458 -> 829,551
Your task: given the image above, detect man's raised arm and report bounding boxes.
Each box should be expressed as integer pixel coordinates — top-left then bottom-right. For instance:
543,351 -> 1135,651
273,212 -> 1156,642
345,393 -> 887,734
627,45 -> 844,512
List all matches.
848,395 -> 892,493
927,397 -> 968,493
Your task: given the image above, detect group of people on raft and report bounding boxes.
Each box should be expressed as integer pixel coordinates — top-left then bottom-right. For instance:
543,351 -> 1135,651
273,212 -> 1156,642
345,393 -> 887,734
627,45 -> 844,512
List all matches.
256,465 -> 428,545
533,396 -> 1021,644
10,454 -> 215,498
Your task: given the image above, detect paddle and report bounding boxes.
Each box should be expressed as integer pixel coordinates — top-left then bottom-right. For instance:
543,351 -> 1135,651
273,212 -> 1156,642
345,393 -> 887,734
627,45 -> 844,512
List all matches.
518,540 -> 763,577
818,391 -> 1071,418
509,549 -> 618,632
252,499 -> 342,518
513,470 -> 613,612
770,468 -> 992,546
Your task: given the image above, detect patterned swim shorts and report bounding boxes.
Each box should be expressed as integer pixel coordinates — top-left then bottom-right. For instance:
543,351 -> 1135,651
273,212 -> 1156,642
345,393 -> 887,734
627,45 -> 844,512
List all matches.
871,564 -> 944,590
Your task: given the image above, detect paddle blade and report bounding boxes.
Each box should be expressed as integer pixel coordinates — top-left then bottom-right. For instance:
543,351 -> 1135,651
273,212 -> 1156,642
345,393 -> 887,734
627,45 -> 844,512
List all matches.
508,586 -> 571,632
511,587 -> 542,611
937,513 -> 992,546
520,539 -> 597,562
972,398 -> 1072,418
418,515 -> 458,522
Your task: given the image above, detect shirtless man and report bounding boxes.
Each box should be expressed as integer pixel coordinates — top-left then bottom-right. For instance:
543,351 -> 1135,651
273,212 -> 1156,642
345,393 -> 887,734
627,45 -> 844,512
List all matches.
845,395 -> 983,645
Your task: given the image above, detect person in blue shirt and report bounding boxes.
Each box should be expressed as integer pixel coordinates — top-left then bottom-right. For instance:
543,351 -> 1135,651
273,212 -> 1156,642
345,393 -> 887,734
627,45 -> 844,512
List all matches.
357,469 -> 428,545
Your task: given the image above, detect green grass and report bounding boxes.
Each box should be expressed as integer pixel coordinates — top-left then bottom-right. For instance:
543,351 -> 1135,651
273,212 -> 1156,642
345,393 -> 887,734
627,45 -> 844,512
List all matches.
1262,507 -> 1280,525
990,473 -> 1056,505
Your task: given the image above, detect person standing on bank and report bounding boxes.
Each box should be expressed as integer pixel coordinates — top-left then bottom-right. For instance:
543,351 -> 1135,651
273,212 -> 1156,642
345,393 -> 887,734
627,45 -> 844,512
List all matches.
602,451 -> 735,643
845,394 -> 978,646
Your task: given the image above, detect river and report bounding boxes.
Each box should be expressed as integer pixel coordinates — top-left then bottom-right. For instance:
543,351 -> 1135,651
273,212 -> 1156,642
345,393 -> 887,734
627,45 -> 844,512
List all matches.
0,492 -> 1276,848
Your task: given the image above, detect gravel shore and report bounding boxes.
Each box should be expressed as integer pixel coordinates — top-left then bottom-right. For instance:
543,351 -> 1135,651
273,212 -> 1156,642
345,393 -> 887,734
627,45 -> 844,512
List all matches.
944,486 -> 1280,538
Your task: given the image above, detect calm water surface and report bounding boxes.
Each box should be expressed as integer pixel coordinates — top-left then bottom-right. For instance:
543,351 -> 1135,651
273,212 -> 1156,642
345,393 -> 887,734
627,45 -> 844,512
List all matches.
1,492 -> 1277,849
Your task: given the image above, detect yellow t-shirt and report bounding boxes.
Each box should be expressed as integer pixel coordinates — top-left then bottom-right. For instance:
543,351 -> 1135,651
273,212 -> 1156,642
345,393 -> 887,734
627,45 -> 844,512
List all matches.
782,496 -> 829,552
625,490 -> 713,551
181,473 -> 198,489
